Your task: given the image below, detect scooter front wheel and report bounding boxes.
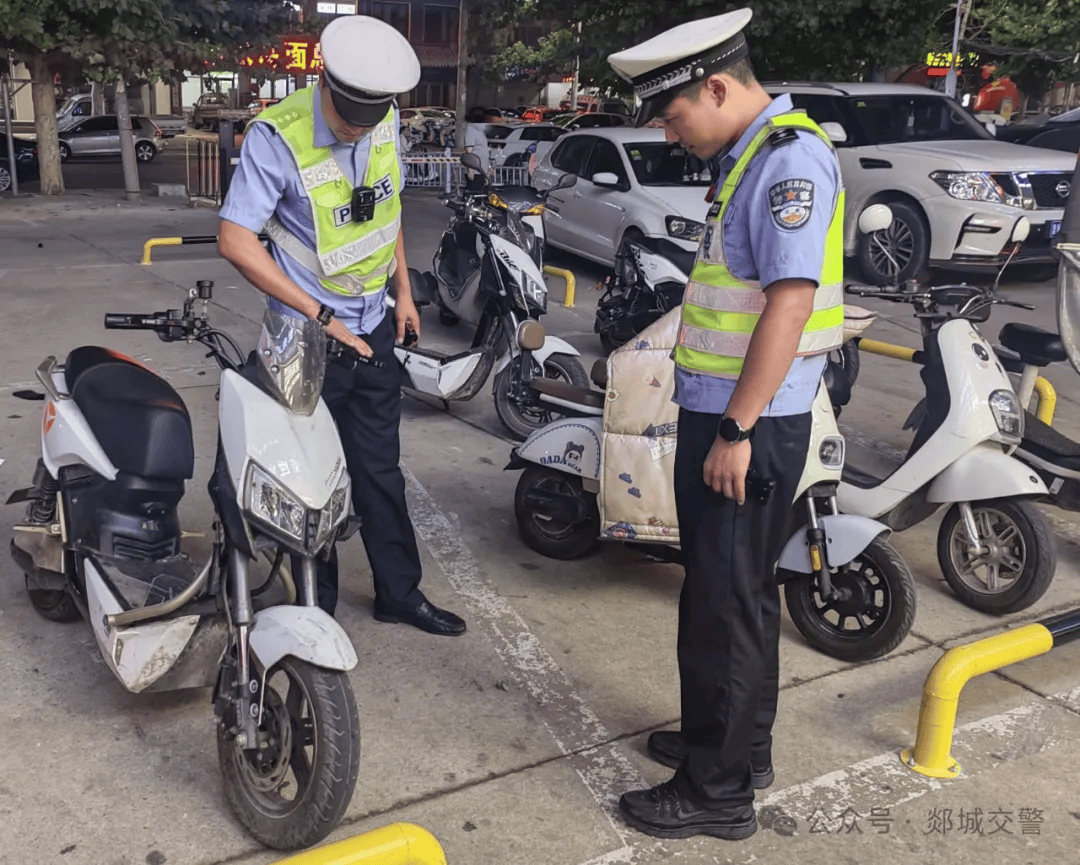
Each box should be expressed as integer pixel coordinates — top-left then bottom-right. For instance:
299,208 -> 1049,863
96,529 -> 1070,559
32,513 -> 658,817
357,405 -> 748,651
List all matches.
782,535 -> 916,662
514,466 -> 600,559
218,656 -> 360,851
937,499 -> 1056,614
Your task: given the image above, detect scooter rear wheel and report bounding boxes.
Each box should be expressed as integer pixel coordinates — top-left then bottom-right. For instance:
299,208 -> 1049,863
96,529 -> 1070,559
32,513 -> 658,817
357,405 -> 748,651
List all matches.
937,499 -> 1056,614
24,575 -> 80,622
514,466 -> 600,559
782,535 -> 916,662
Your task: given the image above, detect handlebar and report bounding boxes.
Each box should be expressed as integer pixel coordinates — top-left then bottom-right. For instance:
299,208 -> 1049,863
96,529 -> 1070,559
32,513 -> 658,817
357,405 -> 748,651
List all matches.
104,312 -> 163,329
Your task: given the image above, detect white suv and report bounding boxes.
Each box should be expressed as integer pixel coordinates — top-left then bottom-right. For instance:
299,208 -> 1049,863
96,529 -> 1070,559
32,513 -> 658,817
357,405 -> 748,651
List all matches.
764,82 -> 1075,282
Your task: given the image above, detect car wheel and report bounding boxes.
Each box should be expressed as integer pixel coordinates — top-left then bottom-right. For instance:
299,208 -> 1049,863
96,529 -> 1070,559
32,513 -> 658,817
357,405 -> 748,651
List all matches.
135,142 -> 156,163
58,142 -> 71,162
0,162 -> 11,192
856,200 -> 928,285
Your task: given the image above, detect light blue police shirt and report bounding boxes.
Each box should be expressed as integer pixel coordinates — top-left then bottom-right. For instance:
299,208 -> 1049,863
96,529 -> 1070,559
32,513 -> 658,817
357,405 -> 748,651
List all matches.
674,94 -> 842,416
219,92 -> 404,335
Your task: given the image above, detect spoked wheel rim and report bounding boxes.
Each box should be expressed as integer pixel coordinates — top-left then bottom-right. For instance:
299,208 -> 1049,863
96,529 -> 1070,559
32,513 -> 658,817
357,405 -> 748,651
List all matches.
868,220 -> 914,280
229,665 -> 316,817
525,473 -> 588,541
805,559 -> 894,643
0,165 -> 11,192
513,358 -> 575,425
946,506 -> 1026,596
136,143 -> 154,161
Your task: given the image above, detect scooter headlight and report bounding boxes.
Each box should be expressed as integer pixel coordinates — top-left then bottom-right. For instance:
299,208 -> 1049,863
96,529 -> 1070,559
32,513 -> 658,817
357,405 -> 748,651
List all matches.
246,463 -> 306,543
989,388 -> 1023,443
315,472 -> 351,549
819,435 -> 845,469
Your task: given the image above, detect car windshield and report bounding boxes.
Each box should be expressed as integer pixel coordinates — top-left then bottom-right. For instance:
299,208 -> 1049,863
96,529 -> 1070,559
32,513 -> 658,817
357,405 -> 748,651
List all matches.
846,95 -> 993,144
622,143 -> 712,186
486,126 -> 514,140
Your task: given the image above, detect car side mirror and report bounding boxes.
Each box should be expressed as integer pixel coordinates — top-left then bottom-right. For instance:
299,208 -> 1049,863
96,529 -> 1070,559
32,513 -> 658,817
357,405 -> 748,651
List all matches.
553,172 -> 578,192
1011,217 -> 1031,243
592,172 -> 621,188
460,152 -> 483,171
858,204 -> 893,234
819,122 -> 848,144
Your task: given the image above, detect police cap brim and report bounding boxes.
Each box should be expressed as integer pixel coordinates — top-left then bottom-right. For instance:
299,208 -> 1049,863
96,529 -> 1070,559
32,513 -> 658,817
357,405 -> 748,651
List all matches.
325,68 -> 395,128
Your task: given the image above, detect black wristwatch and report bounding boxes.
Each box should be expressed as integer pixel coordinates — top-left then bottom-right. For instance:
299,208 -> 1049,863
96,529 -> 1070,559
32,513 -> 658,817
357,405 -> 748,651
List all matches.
315,304 -> 335,329
718,415 -> 755,443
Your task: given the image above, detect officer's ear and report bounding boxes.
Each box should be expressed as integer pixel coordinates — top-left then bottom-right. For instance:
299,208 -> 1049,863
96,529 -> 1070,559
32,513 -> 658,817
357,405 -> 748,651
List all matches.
703,75 -> 727,109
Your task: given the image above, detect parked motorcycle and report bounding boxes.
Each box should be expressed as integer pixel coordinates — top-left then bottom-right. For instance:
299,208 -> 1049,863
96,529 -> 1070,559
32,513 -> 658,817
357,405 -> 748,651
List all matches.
506,307 -> 917,662
8,282 -> 361,851
398,153 -> 589,441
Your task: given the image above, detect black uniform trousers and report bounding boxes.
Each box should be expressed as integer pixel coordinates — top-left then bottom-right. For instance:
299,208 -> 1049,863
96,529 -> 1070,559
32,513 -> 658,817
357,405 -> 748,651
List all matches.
672,407 -> 811,808
315,314 -> 424,616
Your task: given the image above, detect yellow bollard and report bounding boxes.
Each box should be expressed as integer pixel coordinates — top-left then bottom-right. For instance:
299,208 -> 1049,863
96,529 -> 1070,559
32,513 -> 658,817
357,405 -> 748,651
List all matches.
543,265 -> 576,308
271,823 -> 447,865
856,337 -> 917,362
1033,375 -> 1057,425
899,623 -> 1053,778
141,237 -> 183,265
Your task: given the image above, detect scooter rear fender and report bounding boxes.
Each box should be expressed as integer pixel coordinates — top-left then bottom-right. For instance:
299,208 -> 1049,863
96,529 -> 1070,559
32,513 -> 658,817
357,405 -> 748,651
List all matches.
514,417 -> 602,483
926,442 -> 1048,502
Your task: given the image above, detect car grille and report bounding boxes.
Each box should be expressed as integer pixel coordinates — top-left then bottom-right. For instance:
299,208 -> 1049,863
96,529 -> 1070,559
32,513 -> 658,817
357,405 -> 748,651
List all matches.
1027,172 -> 1072,208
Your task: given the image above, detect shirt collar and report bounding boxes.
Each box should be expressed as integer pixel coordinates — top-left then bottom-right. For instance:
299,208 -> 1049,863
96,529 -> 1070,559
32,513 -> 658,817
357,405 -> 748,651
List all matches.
720,94 -> 794,170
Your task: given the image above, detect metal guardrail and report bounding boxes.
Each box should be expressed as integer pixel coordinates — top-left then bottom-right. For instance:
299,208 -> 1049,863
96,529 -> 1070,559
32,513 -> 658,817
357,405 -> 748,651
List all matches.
856,336 -> 1057,425
186,136 -> 223,204
270,822 -> 446,865
401,155 -> 530,193
900,609 -> 1080,778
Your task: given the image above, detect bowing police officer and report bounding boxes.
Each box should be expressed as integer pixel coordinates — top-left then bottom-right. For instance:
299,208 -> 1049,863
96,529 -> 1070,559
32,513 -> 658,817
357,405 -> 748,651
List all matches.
218,15 -> 466,637
607,9 -> 845,839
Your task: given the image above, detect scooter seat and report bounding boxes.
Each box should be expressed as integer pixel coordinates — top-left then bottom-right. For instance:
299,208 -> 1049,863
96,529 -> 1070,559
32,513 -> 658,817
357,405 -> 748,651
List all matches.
64,346 -> 195,480
1019,409 -> 1080,472
530,377 -> 606,410
999,323 -> 1067,368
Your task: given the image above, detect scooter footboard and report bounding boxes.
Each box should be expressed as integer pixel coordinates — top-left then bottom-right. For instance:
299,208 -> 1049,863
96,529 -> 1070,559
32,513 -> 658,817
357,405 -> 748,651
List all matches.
248,606 -> 358,672
777,513 -> 890,575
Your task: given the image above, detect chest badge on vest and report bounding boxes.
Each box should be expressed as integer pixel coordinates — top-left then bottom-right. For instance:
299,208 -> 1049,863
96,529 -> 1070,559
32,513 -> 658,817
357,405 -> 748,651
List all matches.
768,179 -> 814,231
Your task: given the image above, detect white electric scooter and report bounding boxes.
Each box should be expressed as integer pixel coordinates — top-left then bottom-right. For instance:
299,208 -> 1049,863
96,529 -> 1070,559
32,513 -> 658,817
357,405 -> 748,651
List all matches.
506,301 -> 916,663
841,215 -> 1056,614
8,282 -> 360,851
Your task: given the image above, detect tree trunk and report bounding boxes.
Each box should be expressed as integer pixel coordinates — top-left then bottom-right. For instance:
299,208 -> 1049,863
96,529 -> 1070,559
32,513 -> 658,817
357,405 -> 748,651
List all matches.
455,0 -> 468,148
91,81 -> 105,115
29,52 -> 64,195
114,81 -> 141,201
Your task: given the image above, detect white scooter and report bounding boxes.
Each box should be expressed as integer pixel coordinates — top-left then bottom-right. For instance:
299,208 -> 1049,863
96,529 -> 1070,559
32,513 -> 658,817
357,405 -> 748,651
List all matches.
506,304 -> 916,663
841,214 -> 1056,614
8,282 -> 360,851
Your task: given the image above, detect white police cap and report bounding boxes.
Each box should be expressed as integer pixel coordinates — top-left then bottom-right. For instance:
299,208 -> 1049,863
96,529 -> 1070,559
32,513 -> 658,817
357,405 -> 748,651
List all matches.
608,9 -> 754,126
320,15 -> 421,127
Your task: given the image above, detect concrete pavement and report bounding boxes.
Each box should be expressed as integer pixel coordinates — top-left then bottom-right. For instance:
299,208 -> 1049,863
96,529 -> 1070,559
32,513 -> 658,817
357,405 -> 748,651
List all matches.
1,190 -> 1080,864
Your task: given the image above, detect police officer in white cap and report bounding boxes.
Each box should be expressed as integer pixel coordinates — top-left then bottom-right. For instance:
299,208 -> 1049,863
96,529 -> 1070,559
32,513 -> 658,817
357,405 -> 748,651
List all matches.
608,9 -> 845,839
219,16 -> 466,636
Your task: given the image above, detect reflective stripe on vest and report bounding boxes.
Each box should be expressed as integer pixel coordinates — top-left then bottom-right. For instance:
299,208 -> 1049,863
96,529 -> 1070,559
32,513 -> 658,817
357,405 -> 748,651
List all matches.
255,88 -> 402,297
674,110 -> 845,380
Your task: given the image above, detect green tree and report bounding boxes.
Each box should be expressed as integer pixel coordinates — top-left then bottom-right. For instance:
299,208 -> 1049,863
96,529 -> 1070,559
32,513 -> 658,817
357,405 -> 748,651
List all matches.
0,0 -> 289,196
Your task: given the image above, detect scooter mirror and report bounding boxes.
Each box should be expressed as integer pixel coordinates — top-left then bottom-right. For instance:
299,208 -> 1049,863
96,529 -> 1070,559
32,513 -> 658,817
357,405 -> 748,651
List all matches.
516,319 -> 546,352
553,172 -> 578,192
858,204 -> 893,235
1011,217 -> 1031,243
460,152 -> 483,171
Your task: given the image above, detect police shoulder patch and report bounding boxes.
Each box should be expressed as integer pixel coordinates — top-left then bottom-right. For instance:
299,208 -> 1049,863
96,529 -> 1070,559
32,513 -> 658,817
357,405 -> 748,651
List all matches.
768,179 -> 814,231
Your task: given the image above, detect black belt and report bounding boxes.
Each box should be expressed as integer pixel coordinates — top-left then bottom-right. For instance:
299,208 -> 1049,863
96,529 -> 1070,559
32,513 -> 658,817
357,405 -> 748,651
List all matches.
326,337 -> 385,370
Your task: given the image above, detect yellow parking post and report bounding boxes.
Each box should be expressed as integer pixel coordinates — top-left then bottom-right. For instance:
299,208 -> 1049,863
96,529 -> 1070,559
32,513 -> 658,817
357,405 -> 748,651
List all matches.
271,823 -> 446,865
1033,375 -> 1057,425
141,237 -> 183,265
857,337 -> 917,363
543,265 -> 576,308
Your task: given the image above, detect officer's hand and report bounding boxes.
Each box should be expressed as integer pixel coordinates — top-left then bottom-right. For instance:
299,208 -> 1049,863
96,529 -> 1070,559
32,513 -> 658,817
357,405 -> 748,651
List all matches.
327,319 -> 373,358
703,438 -> 752,505
395,295 -> 421,344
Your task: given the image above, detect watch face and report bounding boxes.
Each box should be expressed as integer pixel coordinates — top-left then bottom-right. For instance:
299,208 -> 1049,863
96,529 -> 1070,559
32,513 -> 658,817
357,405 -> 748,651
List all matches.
719,417 -> 741,442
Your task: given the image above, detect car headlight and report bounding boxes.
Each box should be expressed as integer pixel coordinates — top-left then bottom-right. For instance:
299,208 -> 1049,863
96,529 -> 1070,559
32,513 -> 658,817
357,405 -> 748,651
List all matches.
988,388 -> 1023,443
666,215 -> 705,242
315,472 -> 351,549
929,171 -> 1023,208
246,463 -> 306,543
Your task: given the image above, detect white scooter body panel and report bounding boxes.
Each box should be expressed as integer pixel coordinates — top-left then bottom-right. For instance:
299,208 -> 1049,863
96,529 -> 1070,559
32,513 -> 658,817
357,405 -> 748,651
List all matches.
41,372 -> 119,481
927,441 -> 1047,502
396,347 -> 483,399
777,513 -> 890,574
516,417 -> 603,482
634,245 -> 688,287
84,559 -> 200,693
248,606 -> 358,672
838,319 -> 1028,518
488,232 -> 547,304
795,382 -> 845,498
219,370 -> 346,510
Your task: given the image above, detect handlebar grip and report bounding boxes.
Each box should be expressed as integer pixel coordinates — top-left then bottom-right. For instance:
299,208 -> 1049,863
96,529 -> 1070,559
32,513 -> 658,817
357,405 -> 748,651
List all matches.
104,313 -> 148,329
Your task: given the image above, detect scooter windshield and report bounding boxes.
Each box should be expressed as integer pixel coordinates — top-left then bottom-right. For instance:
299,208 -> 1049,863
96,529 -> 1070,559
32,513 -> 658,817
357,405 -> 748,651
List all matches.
254,308 -> 326,416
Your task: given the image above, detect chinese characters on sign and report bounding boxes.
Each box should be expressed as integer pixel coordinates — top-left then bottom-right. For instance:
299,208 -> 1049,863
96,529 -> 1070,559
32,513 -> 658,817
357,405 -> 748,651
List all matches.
238,38 -> 324,74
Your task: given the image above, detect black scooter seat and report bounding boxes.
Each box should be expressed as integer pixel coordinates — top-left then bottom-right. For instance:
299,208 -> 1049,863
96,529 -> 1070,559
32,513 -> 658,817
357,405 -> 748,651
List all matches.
999,323 -> 1067,368
530,377 -> 605,410
1019,409 -> 1080,472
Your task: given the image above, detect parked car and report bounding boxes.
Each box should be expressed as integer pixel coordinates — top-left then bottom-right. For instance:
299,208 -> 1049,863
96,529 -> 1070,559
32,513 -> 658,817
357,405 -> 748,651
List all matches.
248,97 -> 281,117
763,81 -> 1075,282
55,93 -> 186,137
57,115 -> 164,163
0,133 -> 39,192
531,127 -> 712,267
191,92 -> 248,131
996,106 -> 1080,154
488,122 -> 564,166
555,112 -> 633,131
520,106 -> 562,123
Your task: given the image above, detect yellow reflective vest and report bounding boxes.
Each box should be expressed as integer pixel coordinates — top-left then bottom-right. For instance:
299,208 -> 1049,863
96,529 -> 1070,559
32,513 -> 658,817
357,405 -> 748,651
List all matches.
674,111 -> 845,379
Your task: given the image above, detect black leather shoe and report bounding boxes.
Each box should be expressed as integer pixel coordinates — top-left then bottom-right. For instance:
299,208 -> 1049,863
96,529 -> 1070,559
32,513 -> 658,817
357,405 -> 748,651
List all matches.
373,599 -> 466,636
647,730 -> 775,789
619,779 -> 757,840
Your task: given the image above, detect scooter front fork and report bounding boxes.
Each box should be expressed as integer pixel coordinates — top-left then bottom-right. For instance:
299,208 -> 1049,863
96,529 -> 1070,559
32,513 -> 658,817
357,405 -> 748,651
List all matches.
957,502 -> 990,557
229,547 -> 261,750
804,497 -> 834,600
